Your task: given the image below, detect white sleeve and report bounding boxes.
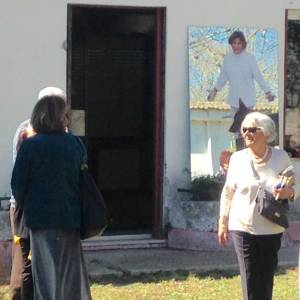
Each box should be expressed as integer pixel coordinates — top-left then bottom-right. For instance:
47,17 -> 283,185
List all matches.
219,153 -> 237,217
215,56 -> 228,91
251,55 -> 271,93
12,120 -> 30,163
10,119 -> 30,207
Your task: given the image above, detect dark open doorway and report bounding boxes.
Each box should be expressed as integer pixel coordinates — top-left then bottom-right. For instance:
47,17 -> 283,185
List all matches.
67,5 -> 165,238
284,10 -> 300,158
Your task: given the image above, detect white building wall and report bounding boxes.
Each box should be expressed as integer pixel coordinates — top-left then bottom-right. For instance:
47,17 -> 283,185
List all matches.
1,0 -> 300,224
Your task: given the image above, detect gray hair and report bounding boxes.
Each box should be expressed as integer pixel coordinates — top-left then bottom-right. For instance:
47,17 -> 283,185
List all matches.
38,86 -> 66,101
240,112 -> 276,143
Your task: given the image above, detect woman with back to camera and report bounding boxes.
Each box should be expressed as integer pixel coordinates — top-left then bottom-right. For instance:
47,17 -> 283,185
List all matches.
11,87 -> 92,300
208,31 -> 274,116
218,112 -> 300,300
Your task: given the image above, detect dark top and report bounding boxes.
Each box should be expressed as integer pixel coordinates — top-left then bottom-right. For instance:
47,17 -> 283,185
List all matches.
11,132 -> 84,229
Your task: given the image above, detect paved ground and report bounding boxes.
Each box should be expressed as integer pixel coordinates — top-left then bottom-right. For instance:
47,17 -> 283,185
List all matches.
84,245 -> 299,282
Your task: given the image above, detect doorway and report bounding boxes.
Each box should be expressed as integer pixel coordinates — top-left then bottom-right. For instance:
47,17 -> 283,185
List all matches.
284,10 -> 300,158
67,5 -> 165,237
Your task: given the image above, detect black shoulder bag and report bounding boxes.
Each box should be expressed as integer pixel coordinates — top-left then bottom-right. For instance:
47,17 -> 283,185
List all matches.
249,159 -> 289,229
76,137 -> 109,239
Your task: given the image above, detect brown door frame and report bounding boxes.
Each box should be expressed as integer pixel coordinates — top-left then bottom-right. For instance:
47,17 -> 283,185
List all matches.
152,7 -> 166,238
283,9 -> 288,146
67,4 -> 166,239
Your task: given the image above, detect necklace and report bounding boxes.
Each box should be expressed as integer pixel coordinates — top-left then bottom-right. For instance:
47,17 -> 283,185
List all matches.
249,146 -> 269,163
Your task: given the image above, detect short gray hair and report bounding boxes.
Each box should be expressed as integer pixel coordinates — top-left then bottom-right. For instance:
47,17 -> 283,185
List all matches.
38,86 -> 66,101
240,112 -> 277,143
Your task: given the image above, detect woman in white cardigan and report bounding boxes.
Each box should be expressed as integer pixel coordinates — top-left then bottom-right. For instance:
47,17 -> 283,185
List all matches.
208,31 -> 274,115
218,112 -> 300,300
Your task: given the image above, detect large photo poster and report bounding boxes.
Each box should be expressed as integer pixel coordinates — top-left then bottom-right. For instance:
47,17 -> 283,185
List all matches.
189,26 -> 279,179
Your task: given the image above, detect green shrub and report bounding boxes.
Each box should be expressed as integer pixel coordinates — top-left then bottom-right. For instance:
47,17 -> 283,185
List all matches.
191,174 -> 225,201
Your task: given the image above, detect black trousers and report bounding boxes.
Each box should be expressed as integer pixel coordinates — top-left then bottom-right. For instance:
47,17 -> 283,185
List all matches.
9,208 -> 33,300
231,230 -> 282,300
10,238 -> 33,300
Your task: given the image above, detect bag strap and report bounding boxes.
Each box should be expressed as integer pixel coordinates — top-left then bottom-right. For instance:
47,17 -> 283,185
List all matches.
249,157 -> 260,181
248,154 -> 264,195
75,136 -> 88,170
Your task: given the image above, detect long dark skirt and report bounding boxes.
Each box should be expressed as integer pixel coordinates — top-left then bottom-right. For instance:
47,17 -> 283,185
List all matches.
30,229 -> 92,300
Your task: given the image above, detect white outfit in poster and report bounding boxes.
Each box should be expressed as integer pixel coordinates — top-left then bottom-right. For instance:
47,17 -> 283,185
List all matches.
214,50 -> 271,109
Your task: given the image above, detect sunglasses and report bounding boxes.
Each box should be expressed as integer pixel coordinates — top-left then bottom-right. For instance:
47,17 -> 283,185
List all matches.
242,127 -> 261,134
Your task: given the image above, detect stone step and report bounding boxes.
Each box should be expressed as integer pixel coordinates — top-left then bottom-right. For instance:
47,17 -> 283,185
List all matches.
82,237 -> 167,251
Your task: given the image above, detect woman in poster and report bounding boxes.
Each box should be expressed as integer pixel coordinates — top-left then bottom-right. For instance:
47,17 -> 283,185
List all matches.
208,31 -> 274,115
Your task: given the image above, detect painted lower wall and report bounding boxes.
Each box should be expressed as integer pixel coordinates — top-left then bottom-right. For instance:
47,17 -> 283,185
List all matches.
1,0 -> 300,229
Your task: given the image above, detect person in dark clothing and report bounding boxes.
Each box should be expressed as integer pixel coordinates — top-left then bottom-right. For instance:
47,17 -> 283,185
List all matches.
9,87 -> 66,300
11,88 -> 92,300
9,120 -> 34,300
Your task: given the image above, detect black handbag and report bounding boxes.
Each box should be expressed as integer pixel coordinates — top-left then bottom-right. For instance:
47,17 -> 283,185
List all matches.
257,189 -> 289,229
76,137 -> 109,239
249,159 -> 289,229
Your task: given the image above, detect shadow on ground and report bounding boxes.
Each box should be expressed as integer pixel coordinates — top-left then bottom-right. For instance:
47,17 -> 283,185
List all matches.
90,266 -> 297,286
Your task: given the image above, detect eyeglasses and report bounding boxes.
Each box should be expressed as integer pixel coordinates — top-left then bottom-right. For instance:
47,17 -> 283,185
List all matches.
242,127 -> 261,134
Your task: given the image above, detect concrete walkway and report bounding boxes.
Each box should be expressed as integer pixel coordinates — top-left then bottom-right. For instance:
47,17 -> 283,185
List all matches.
84,246 -> 299,282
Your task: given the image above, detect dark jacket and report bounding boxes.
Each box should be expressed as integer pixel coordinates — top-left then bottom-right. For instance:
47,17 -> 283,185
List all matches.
11,132 -> 84,229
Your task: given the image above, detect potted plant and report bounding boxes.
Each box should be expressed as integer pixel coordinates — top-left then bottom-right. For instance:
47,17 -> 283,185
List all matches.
191,174 -> 225,201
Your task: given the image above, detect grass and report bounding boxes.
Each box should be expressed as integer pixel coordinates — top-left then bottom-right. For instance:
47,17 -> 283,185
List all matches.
0,268 -> 298,300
